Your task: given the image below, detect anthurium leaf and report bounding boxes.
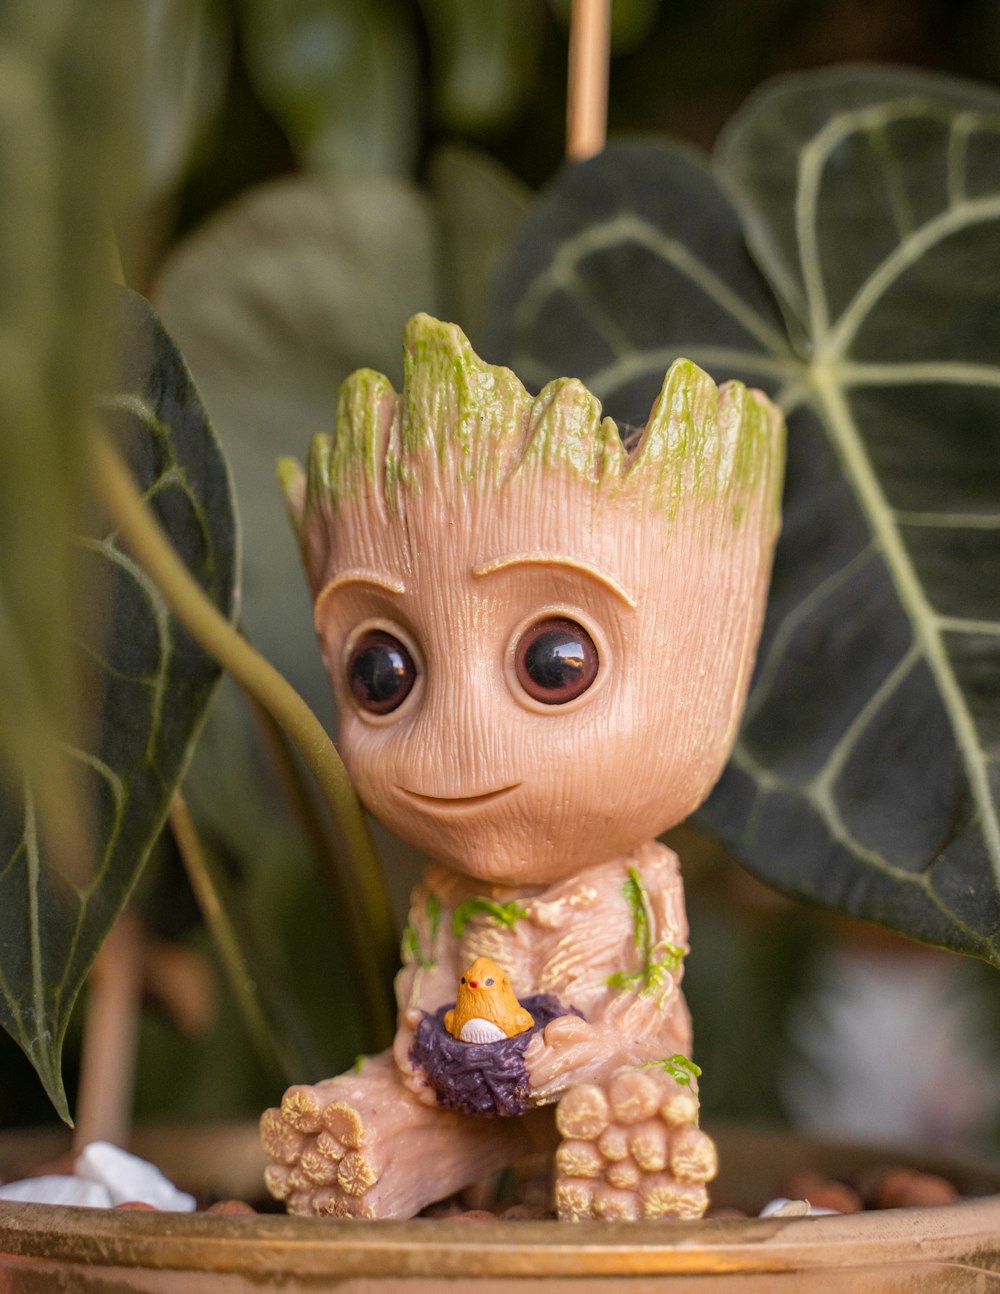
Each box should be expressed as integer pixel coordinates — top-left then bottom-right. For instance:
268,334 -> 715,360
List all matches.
418,0 -> 542,132
0,0 -> 137,864
154,176 -> 438,716
136,0 -> 228,200
489,68 -> 1000,968
429,145 -> 529,349
713,69 -> 1000,962
490,139 -> 795,415
0,286 -> 238,1119
238,0 -> 419,175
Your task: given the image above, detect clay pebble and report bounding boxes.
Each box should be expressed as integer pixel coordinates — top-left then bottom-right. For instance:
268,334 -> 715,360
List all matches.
871,1168 -> 960,1210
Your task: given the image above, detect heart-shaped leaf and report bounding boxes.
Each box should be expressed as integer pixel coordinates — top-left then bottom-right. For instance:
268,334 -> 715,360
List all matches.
238,0 -> 420,175
429,145 -> 530,349
136,0 -> 228,200
489,68 -> 1000,967
0,287 -> 238,1119
153,175 -> 440,719
417,0 -> 543,132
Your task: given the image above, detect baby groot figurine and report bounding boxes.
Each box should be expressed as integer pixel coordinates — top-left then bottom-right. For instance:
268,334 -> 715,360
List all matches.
261,314 -> 784,1221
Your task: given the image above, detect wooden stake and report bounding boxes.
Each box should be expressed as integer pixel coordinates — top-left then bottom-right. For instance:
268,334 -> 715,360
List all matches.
567,0 -> 610,160
73,909 -> 143,1150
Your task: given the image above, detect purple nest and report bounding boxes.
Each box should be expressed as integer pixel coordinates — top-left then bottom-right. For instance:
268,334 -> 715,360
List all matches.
410,995 -> 581,1117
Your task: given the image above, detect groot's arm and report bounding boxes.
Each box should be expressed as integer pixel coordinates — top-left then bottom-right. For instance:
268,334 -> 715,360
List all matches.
522,841 -> 693,1103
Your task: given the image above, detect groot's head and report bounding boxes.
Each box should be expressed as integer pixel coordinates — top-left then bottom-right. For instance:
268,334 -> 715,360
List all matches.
282,314 -> 784,886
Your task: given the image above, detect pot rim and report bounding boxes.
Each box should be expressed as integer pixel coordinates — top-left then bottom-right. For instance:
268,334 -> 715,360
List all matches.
2,1120 -> 999,1278
1,1196 -> 999,1278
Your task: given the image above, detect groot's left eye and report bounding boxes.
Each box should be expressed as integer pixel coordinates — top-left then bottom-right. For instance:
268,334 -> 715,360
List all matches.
347,629 -> 416,715
515,617 -> 599,705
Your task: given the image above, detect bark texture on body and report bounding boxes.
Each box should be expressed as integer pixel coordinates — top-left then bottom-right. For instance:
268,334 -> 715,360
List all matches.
263,315 -> 784,1220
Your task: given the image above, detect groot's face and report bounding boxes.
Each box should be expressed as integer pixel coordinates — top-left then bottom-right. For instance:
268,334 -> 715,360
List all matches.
289,314 -> 783,888
316,474 -> 770,887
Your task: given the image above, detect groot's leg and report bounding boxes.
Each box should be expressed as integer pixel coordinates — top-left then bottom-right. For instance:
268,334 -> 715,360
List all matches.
261,1051 -> 531,1219
554,1067 -> 716,1221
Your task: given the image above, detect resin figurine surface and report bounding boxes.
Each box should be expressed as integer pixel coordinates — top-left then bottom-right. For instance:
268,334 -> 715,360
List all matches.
261,314 -> 784,1221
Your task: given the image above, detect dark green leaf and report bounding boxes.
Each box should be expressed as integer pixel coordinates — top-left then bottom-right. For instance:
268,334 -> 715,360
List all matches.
418,0 -> 542,132
489,69 -> 1000,967
136,0 -> 228,199
238,0 -> 419,175
0,287 -> 238,1118
490,139 -> 793,408
154,175 -> 439,720
430,145 -> 529,349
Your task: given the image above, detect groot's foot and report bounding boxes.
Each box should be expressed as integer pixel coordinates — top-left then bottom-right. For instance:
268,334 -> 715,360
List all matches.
261,1050 -> 533,1220
554,1067 -> 716,1221
260,1070 -> 385,1218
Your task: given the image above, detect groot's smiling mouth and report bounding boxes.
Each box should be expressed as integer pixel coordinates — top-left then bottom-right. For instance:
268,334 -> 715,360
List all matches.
397,784 -> 521,811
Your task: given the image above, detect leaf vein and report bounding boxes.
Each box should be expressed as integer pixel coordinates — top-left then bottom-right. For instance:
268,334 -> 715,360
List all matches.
513,213 -> 790,359
744,544 -> 878,723
809,363 -> 1000,883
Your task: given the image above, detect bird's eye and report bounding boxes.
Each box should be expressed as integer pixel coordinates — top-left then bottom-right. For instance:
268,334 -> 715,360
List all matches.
460,977 -> 466,985
485,977 -> 494,986
514,617 -> 599,705
347,630 -> 416,714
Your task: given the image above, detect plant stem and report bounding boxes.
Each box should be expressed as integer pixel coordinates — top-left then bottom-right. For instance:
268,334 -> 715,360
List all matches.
168,794 -> 287,1080
93,432 -> 396,1048
567,0 -> 610,160
242,689 -> 367,952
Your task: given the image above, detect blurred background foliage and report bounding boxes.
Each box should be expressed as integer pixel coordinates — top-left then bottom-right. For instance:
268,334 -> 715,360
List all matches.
2,0 -> 999,1154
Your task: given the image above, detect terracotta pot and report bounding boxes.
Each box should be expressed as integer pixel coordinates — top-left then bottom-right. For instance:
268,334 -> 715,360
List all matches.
0,1122 -> 998,1292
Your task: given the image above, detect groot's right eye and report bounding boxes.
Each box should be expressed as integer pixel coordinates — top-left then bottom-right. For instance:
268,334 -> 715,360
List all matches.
347,630 -> 416,715
514,617 -> 600,705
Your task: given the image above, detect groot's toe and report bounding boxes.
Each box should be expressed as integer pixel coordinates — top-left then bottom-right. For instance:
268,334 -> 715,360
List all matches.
261,1089 -> 381,1218
554,1069 -> 715,1222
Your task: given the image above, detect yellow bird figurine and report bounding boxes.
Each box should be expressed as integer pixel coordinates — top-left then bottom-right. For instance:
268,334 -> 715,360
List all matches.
444,957 -> 535,1044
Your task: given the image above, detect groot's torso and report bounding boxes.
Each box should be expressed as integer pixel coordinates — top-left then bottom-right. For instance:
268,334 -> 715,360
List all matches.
396,841 -> 694,1102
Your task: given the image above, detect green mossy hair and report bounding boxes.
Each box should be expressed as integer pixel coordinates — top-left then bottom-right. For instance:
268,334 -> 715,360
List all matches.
280,313 -> 784,535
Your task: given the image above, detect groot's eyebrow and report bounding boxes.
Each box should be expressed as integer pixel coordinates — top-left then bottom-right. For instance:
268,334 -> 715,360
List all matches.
472,554 -> 637,608
315,569 -> 406,615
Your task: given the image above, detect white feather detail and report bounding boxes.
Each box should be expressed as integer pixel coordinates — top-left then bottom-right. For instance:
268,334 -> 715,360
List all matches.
459,1017 -> 506,1044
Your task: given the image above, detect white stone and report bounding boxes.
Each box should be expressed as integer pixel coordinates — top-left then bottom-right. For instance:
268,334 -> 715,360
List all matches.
759,1196 -> 838,1218
75,1141 -> 196,1211
0,1175 -> 113,1208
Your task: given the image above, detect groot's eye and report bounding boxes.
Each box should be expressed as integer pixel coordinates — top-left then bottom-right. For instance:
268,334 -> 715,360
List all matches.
514,617 -> 599,705
347,630 -> 416,714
